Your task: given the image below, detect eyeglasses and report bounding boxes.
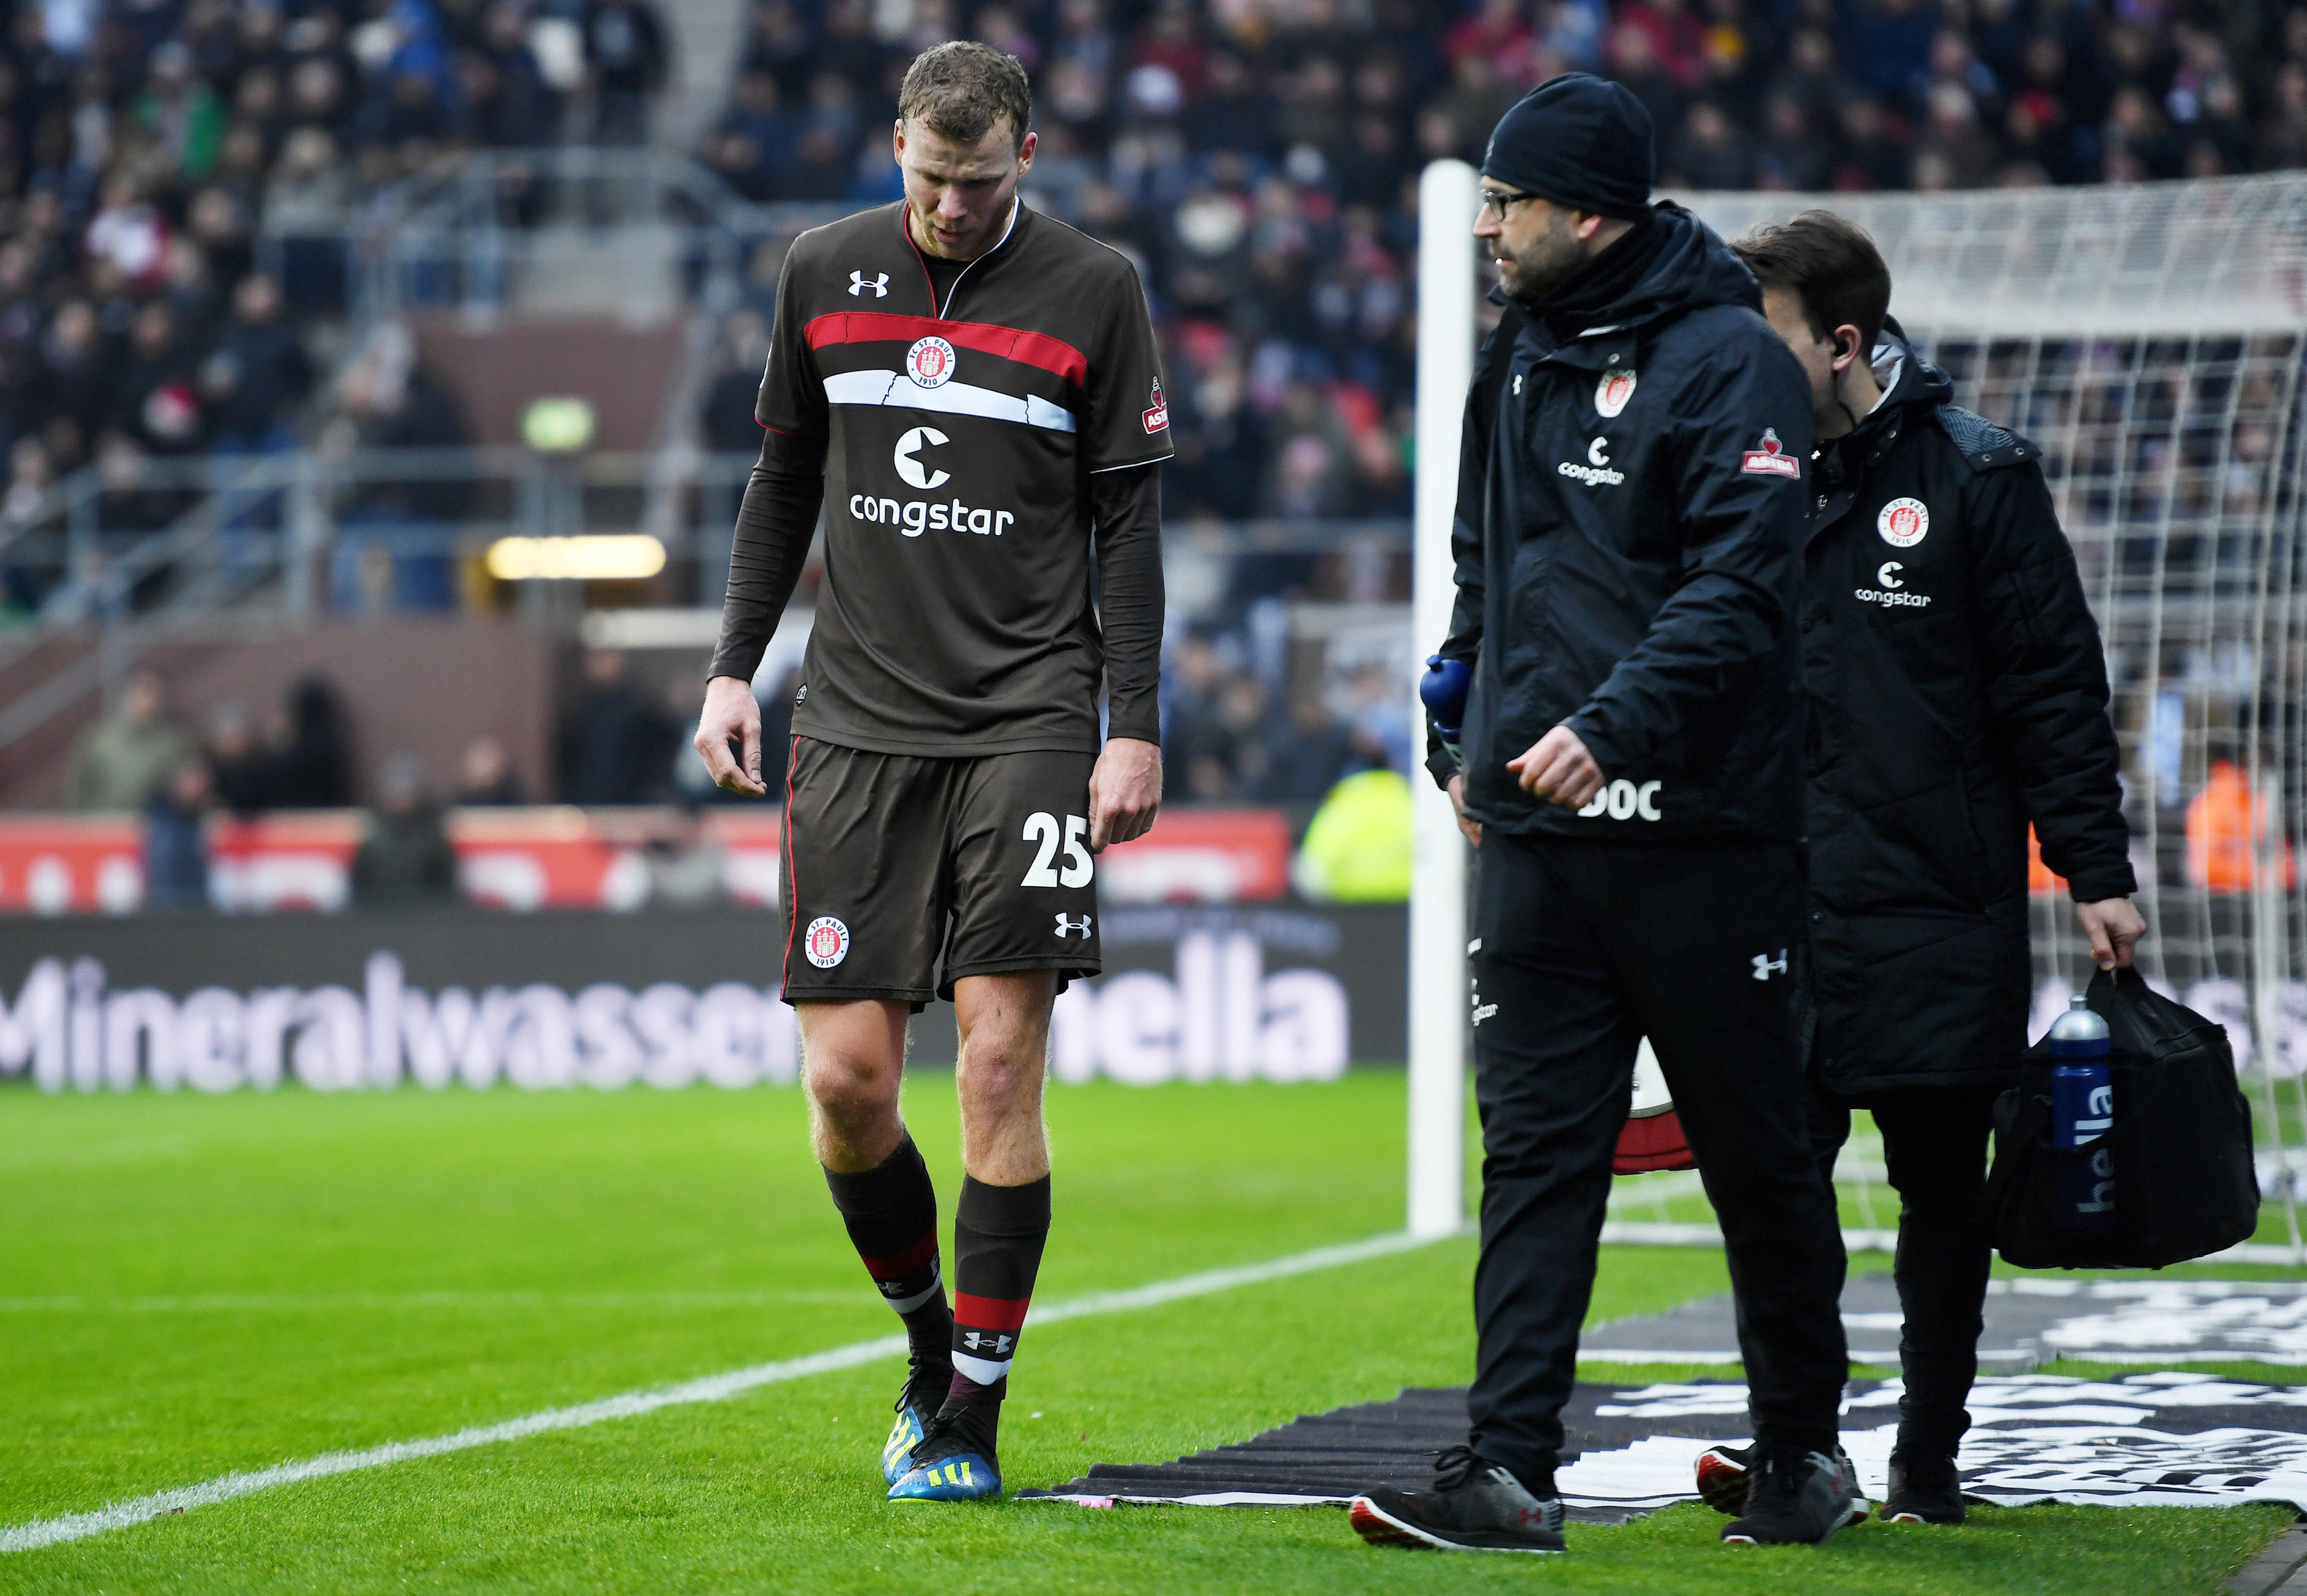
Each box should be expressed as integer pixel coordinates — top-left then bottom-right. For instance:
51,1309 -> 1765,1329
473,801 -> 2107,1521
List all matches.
1478,189 -> 1538,222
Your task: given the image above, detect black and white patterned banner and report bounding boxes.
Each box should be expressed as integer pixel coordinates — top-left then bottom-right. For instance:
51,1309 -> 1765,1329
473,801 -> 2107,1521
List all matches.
1585,1276 -> 2307,1367
1569,1372 -> 2307,1512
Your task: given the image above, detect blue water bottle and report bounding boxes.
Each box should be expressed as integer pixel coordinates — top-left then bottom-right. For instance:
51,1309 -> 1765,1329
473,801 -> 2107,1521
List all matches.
1420,655 -> 1472,774
2048,995 -> 2116,1235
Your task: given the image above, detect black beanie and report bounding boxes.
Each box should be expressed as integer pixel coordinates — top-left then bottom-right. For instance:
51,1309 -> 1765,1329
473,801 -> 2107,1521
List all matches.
1481,73 -> 1655,221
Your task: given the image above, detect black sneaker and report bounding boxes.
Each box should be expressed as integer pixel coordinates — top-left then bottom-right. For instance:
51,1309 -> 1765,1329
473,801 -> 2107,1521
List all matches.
1698,1444 -> 1868,1521
1721,1448 -> 1868,1545
1349,1444 -> 1566,1554
881,1355 -> 953,1486
1881,1450 -> 1965,1524
1695,1442 -> 1753,1514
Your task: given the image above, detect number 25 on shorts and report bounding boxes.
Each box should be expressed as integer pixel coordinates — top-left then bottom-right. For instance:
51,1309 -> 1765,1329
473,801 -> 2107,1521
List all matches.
1021,812 -> 1093,888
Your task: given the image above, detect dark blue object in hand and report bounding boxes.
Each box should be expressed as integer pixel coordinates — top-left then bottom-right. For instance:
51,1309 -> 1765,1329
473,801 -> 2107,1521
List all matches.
1420,654 -> 1472,739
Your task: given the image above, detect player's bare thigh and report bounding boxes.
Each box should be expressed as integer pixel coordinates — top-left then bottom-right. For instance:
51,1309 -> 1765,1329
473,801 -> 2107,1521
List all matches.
954,970 -> 1057,1186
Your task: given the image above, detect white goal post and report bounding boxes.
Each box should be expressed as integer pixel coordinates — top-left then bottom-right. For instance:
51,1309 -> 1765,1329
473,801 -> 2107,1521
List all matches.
1408,168 -> 2307,1256
1407,158 -> 1479,1240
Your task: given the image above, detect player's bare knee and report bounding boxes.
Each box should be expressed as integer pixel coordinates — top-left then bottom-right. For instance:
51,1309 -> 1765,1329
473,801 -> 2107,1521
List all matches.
808,1072 -> 897,1129
812,1079 -> 898,1134
958,1036 -> 1042,1094
954,1052 -> 1047,1130
803,1051 -> 899,1127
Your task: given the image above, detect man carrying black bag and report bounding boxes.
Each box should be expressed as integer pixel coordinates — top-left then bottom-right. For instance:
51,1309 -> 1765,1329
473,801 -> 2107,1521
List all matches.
1712,211 -> 2148,1526
1348,77 -> 1856,1555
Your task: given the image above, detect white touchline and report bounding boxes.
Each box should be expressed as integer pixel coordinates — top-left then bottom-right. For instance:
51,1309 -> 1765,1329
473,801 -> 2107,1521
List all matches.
1,1228 -> 1447,1555
0,1289 -> 869,1313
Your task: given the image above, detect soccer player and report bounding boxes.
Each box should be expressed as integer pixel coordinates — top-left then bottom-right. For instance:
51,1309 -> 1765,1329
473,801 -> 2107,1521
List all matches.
1703,211 -> 2142,1525
1351,76 -> 1855,1554
692,41 -> 1170,1502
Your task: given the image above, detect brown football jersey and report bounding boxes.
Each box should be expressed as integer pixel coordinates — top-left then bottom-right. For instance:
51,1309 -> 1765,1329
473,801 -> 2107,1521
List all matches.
757,199 -> 1174,756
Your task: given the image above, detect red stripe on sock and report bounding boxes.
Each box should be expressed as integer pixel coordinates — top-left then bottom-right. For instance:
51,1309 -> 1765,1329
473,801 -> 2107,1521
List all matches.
861,1232 -> 939,1279
953,1293 -> 1031,1333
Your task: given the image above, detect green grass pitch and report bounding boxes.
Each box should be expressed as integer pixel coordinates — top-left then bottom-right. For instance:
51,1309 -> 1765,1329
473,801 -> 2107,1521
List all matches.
0,1072 -> 2297,1593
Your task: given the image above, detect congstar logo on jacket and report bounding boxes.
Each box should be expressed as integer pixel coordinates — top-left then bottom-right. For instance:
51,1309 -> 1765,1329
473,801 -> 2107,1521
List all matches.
1558,436 -> 1625,487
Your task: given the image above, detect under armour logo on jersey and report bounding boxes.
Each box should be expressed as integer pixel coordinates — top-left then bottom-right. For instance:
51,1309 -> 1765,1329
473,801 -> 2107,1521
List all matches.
848,270 -> 889,298
1055,913 -> 1093,939
1752,949 -> 1788,981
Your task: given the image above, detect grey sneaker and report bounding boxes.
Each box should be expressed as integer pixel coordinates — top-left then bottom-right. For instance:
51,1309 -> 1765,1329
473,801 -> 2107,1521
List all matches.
1349,1444 -> 1567,1554
1721,1448 -> 1868,1545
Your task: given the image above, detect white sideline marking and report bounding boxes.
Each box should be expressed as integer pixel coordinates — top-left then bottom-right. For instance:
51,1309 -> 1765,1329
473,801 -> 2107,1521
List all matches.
0,1228 -> 1443,1555
0,1290 -> 865,1313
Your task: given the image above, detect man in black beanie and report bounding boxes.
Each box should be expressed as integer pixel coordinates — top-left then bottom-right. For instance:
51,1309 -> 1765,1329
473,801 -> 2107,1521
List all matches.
1349,74 -> 1857,1553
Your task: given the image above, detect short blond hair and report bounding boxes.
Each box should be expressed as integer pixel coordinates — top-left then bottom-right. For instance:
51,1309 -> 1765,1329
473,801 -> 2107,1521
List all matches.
899,41 -> 1032,152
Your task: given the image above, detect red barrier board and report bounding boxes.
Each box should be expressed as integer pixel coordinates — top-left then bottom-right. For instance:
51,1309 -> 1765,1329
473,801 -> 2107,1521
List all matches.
1094,808 -> 1295,903
0,807 -> 1295,913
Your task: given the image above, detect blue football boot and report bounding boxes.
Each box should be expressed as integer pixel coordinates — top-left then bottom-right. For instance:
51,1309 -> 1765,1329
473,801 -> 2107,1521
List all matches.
882,1357 -> 951,1486
887,1403 -> 1002,1502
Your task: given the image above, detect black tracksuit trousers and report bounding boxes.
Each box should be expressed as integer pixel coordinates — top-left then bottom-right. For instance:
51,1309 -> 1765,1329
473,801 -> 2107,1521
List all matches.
1468,830 -> 1850,1476
1809,1082 -> 2002,1460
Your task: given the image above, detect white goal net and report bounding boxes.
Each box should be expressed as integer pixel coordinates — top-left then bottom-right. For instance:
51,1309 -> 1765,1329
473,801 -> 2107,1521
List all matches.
1525,175 -> 2307,1256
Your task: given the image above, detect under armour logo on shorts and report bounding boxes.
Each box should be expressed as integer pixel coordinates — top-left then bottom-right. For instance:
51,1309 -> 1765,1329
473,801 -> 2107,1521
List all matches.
1054,914 -> 1093,939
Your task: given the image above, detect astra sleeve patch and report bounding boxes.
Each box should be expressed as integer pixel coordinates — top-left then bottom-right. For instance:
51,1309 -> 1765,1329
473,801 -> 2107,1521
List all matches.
1739,427 -> 1803,477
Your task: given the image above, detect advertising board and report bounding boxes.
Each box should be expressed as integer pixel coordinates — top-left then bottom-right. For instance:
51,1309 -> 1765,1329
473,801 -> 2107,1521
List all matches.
0,903 -> 1408,1093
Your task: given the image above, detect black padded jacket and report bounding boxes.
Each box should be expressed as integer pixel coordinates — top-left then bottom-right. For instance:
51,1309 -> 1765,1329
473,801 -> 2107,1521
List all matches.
1802,324 -> 2135,1096
1426,203 -> 1816,844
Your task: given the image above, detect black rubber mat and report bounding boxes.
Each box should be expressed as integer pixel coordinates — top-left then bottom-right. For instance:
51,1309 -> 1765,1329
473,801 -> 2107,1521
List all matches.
1016,1384 -> 1715,1523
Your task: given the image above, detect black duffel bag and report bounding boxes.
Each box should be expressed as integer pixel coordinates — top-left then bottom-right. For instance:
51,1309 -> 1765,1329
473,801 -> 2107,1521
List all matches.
1985,967 -> 2260,1269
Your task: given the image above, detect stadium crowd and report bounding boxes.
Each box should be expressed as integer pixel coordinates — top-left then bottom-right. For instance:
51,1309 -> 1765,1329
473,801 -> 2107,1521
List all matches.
0,0 -> 2295,547
0,0 -> 665,559
681,0 -> 2307,831
696,0 -> 2307,526
0,0 -> 2290,525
